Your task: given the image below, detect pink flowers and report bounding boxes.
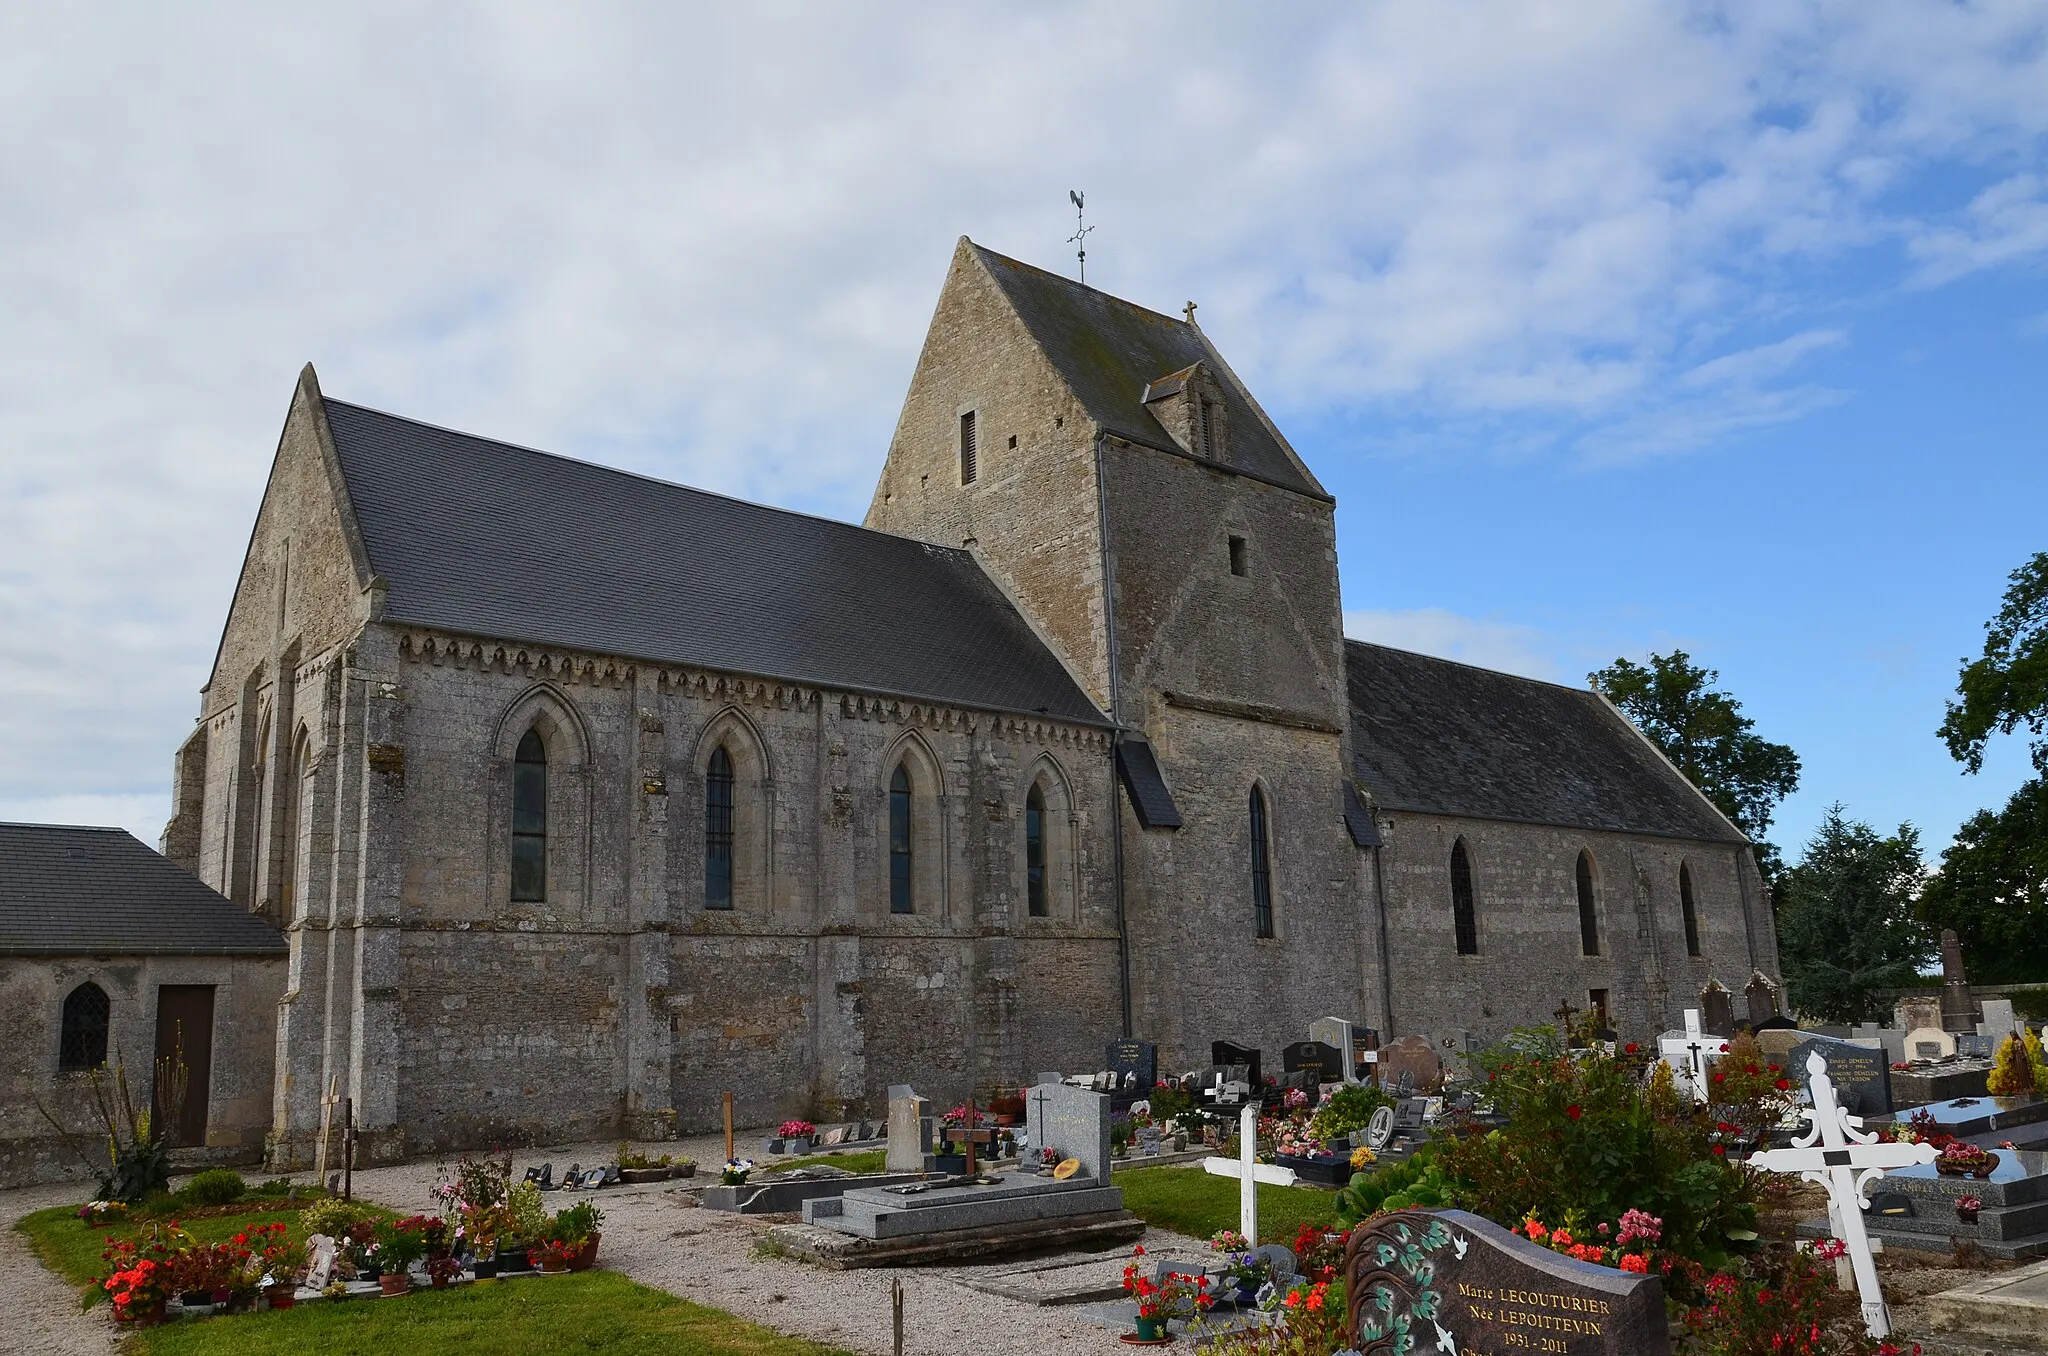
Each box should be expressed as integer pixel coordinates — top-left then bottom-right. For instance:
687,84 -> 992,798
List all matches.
1812,1238 -> 1848,1260
776,1120 -> 817,1140
1615,1208 -> 1663,1246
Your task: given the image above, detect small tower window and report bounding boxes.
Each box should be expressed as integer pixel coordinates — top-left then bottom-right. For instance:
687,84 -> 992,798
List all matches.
1576,850 -> 1601,956
959,411 -> 978,485
1026,783 -> 1048,918
1228,535 -> 1248,577
1250,786 -> 1274,939
1199,396 -> 1218,459
889,764 -> 914,914
59,981 -> 110,1071
1680,861 -> 1701,957
705,746 -> 735,910
511,728 -> 548,902
1450,839 -> 1478,955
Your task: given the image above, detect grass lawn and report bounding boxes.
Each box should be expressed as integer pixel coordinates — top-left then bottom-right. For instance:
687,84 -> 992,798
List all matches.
1114,1164 -> 1340,1245
760,1149 -> 886,1177
126,1270 -> 856,1356
17,1198 -> 391,1296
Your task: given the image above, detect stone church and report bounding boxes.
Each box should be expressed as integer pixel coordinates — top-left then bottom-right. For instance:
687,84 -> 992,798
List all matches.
159,238 -> 1777,1165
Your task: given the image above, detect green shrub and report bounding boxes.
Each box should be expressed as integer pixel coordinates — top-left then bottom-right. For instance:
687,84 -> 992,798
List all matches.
180,1168 -> 247,1206
300,1196 -> 375,1238
1310,1083 -> 1391,1142
251,1176 -> 306,1198
1334,1145 -> 1452,1227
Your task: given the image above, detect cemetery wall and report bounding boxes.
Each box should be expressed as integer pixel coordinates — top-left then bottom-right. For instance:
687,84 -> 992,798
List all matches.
0,953 -> 285,1188
1377,810 -> 1774,1044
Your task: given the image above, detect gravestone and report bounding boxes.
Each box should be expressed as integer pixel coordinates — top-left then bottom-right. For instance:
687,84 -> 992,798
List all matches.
885,1092 -> 930,1173
1212,1041 -> 1263,1090
1025,1080 -> 1112,1185
1790,1034 -> 1893,1117
1308,1016 -> 1365,1081
1957,1033 -> 1993,1059
1940,928 -> 1978,1034
1745,971 -> 1783,1026
1895,994 -> 1942,1035
1906,1026 -> 1958,1061
1393,1097 -> 1431,1134
818,1125 -> 848,1147
1346,1209 -> 1669,1355
1105,1039 -> 1157,1092
304,1235 -> 335,1291
1700,980 -> 1735,1038
1980,998 -> 2018,1040
1282,1040 -> 1343,1082
1378,1034 -> 1443,1093
1364,1105 -> 1395,1149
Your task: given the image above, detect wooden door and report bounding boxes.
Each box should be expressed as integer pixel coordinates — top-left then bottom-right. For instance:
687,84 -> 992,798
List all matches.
153,985 -> 215,1148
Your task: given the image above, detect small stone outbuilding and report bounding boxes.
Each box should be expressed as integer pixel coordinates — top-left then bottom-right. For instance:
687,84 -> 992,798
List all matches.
0,823 -> 287,1188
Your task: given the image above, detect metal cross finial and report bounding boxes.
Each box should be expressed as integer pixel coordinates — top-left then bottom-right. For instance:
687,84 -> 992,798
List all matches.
1067,190 -> 1095,285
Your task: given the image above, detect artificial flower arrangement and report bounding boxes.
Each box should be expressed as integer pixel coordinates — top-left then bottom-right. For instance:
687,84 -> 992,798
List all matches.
1350,1144 -> 1378,1170
1121,1245 -> 1213,1339
1207,1230 -> 1266,1292
938,1104 -> 993,1129
721,1157 -> 755,1185
1292,1223 -> 1346,1278
777,1120 -> 817,1140
1957,1194 -> 1984,1223
1938,1141 -> 1997,1176
78,1200 -> 128,1226
1513,1207 -> 1663,1275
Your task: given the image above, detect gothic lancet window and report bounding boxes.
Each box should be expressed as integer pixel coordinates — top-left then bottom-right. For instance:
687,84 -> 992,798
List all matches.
1026,782 -> 1048,918
1680,861 -> 1701,957
1450,839 -> 1478,955
511,729 -> 548,902
1250,786 -> 1274,939
705,746 -> 735,910
1576,850 -> 1601,956
59,981 -> 109,1071
889,764 -> 914,914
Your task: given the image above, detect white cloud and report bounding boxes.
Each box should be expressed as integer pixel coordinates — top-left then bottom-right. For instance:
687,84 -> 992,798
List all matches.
1343,609 -> 1564,683
1,3 -> 2046,832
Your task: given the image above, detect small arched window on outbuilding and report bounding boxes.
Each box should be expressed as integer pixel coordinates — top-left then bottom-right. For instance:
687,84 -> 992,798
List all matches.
1576,850 -> 1601,957
59,981 -> 110,1071
889,764 -> 915,914
1450,839 -> 1478,955
1680,861 -> 1701,958
1025,782 -> 1048,918
705,746 -> 735,910
511,728 -> 548,903
1250,786 -> 1275,939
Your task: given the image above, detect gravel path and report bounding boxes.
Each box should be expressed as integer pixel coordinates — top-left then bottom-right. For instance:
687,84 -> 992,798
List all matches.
346,1135 -> 1191,1355
0,1182 -> 120,1356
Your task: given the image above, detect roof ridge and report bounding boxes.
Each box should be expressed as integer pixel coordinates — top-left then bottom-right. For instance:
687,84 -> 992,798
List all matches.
967,240 -> 1189,330
1342,636 -> 1595,698
321,397 -> 979,563
0,821 -> 128,833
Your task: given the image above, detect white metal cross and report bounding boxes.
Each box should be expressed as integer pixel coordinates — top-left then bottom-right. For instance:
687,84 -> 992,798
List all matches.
1657,1008 -> 1722,1103
1746,1051 -> 1939,1337
1201,1104 -> 1296,1242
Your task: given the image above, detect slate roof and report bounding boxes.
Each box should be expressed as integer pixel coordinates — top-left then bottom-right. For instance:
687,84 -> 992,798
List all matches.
970,244 -> 1328,500
321,400 -> 1108,725
1115,739 -> 1183,829
1345,642 -> 1746,844
0,824 -> 289,956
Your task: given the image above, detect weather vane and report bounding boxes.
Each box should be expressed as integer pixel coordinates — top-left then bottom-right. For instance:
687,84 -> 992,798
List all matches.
1067,190 -> 1095,285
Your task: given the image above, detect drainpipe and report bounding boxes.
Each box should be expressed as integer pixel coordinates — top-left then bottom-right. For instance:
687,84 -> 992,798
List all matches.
1372,838 -> 1395,1037
1093,432 -> 1134,1038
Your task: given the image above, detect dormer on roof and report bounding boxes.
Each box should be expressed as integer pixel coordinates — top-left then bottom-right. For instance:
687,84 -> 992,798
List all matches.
1141,361 -> 1230,463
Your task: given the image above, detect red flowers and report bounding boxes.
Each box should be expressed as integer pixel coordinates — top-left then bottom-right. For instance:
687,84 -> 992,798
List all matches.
1565,1104 -> 1583,1120
1624,1042 -> 1639,1054
1774,1078 -> 1791,1091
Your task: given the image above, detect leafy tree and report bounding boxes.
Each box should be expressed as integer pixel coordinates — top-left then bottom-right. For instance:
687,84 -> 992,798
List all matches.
1775,806 -> 1930,1023
1940,551 -> 2048,775
1590,650 -> 1801,882
1917,778 -> 2048,984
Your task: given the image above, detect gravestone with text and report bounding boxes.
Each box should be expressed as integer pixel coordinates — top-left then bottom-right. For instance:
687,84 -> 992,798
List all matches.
884,1091 -> 930,1173
1745,970 -> 1783,1026
1105,1038 -> 1157,1092
1699,980 -> 1735,1038
1789,1034 -> 1893,1118
1025,1080 -> 1112,1185
1282,1039 -> 1343,1082
1212,1040 -> 1263,1091
1308,1016 -> 1369,1082
1346,1208 -> 1669,1355
1378,1034 -> 1443,1093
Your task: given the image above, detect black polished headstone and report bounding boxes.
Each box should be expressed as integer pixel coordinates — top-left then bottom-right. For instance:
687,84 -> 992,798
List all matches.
1212,1041 -> 1262,1090
1790,1034 -> 1893,1117
1347,1209 -> 1668,1355
1105,1039 -> 1157,1091
1282,1040 -> 1343,1081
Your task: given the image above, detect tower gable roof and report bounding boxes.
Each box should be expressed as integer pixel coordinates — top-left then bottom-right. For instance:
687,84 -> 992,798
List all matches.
967,243 -> 1328,500
320,398 -> 1107,724
0,824 -> 288,956
1345,641 -> 1746,844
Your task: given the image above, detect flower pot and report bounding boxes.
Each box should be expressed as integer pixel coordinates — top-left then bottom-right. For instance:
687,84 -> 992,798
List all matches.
1958,1208 -> 1981,1224
787,1137 -> 813,1154
538,1257 -> 569,1275
269,1288 -> 296,1311
431,1273 -> 451,1290
496,1243 -> 533,1273
1134,1315 -> 1165,1341
619,1167 -> 665,1184
932,1154 -> 968,1174
767,1138 -> 785,1154
379,1273 -> 412,1296
568,1232 -> 600,1272
471,1255 -> 499,1280
675,1163 -> 696,1178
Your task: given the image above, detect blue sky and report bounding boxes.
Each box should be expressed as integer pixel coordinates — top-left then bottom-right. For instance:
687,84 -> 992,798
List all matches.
1,3 -> 2044,871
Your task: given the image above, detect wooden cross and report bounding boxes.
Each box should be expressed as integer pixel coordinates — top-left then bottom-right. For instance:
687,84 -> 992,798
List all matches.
722,1091 -> 734,1165
1747,1052 -> 1939,1337
313,1075 -> 341,1184
1200,1104 -> 1296,1243
1552,997 -> 1580,1035
942,1097 -> 994,1176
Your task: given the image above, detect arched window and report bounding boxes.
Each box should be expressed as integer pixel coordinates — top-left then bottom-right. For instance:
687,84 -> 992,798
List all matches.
705,746 -> 735,910
1250,786 -> 1274,939
1025,783 -> 1048,918
1450,840 -> 1478,955
1680,862 -> 1701,957
59,981 -> 109,1071
1576,850 -> 1601,956
511,728 -> 548,903
889,764 -> 914,914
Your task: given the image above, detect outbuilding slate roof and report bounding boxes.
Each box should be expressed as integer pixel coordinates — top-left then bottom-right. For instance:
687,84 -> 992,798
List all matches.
969,244 -> 1328,500
0,824 -> 289,956
1344,641 -> 1746,844
321,399 -> 1108,725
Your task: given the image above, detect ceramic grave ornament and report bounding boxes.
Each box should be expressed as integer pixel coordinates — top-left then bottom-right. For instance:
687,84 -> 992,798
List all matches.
1201,1103 -> 1296,1243
1364,1104 -> 1395,1150
1747,1051 -> 1940,1337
